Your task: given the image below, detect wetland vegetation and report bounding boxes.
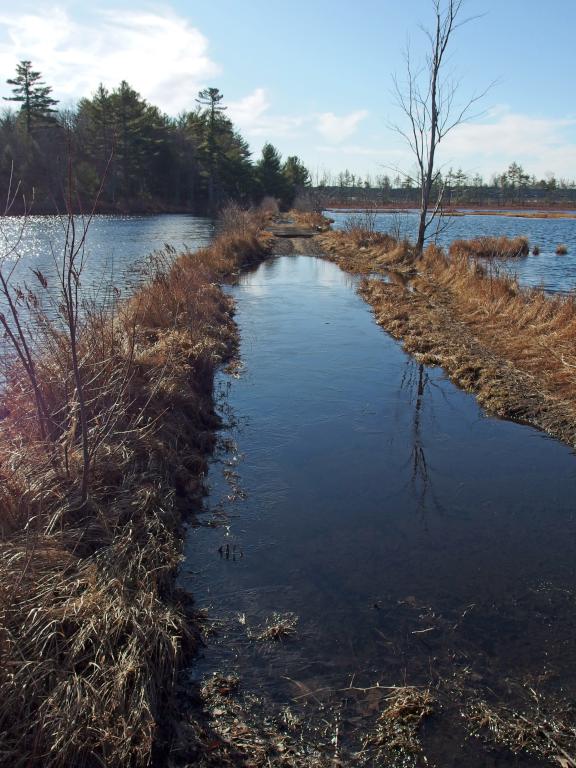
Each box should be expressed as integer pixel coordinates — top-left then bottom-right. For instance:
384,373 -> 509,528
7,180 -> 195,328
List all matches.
1,0 -> 576,766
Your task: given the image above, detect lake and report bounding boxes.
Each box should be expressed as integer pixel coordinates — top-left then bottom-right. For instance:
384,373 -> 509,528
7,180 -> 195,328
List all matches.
0,213 -> 214,298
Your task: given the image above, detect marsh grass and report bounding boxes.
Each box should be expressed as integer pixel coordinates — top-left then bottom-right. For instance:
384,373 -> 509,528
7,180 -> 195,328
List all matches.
318,227 -> 415,275
450,235 -> 529,259
354,244 -> 576,444
0,207 -> 272,766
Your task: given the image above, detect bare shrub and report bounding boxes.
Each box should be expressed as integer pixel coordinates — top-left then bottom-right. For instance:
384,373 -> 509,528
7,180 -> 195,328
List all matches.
217,202 -> 258,236
259,195 -> 280,216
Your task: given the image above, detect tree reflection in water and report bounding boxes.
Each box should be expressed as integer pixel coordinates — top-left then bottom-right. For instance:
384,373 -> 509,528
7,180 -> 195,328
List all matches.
399,359 -> 445,519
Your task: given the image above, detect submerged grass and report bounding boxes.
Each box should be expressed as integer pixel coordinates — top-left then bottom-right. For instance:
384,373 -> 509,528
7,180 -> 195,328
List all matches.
362,686 -> 435,761
0,214 -> 273,766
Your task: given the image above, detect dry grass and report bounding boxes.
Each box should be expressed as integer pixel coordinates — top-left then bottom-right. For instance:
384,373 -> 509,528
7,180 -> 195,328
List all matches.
353,240 -> 576,446
251,612 -> 299,642
290,210 -> 332,232
0,210 -> 272,766
450,235 -> 529,259
467,698 -> 576,766
362,686 -> 434,760
317,228 -> 416,275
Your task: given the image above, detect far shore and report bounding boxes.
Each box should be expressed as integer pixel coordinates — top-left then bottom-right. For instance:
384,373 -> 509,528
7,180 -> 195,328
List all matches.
325,203 -> 576,219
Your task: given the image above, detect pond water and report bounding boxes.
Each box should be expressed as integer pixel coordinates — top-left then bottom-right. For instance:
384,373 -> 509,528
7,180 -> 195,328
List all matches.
328,208 -> 576,293
181,254 -> 576,766
0,213 -> 214,297
2,210 -> 575,296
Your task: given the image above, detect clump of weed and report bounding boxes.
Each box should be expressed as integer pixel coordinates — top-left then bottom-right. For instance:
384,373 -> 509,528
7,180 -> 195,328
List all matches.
450,235 -> 529,259
363,686 -> 434,760
252,612 -> 299,641
467,698 -> 576,766
556,243 -> 568,255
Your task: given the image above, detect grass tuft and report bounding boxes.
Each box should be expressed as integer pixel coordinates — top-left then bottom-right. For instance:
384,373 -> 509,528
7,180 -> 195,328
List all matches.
449,235 -> 529,259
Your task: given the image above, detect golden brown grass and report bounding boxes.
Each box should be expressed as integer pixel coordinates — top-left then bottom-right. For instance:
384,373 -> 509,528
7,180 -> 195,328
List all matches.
450,235 -> 529,259
0,214 -> 272,766
353,240 -> 576,445
317,228 -> 416,275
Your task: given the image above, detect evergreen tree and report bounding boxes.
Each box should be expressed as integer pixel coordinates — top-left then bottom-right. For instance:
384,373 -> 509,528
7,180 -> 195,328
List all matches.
282,155 -> 310,188
257,143 -> 288,203
4,61 -> 58,134
282,155 -> 310,206
195,87 -> 227,211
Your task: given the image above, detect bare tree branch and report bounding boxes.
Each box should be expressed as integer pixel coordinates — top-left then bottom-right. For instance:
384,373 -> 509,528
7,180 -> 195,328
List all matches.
392,0 -> 489,255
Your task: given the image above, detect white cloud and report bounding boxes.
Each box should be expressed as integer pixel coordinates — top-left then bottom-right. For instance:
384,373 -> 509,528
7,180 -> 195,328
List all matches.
0,6 -> 219,113
227,88 -> 305,137
442,107 -> 576,177
315,144 -> 405,158
228,90 -> 370,146
315,110 -> 369,143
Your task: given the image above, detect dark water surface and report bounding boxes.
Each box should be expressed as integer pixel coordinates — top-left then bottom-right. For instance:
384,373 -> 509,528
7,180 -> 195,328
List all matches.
329,208 -> 576,293
182,255 -> 576,766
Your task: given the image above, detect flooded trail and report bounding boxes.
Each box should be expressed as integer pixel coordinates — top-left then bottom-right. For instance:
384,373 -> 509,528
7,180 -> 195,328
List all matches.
181,255 -> 576,766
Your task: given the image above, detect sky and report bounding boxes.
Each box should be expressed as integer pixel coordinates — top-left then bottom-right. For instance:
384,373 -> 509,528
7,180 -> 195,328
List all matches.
0,0 -> 575,182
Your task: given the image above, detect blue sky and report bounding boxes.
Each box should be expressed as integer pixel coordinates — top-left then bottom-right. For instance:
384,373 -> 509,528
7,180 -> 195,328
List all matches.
1,0 -> 575,181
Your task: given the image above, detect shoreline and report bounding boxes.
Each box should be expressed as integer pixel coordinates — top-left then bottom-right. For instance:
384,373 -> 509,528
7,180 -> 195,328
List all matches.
325,203 -> 576,218
0,217 -> 274,766
313,222 -> 576,449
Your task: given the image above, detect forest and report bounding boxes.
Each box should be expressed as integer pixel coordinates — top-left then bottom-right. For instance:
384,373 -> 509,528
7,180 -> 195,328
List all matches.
0,61 -> 311,213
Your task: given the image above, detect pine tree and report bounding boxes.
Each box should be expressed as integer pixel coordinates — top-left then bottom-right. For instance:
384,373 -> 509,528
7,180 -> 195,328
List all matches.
4,60 -> 59,134
257,143 -> 288,203
282,156 -> 310,188
282,156 -> 310,206
195,87 -> 227,210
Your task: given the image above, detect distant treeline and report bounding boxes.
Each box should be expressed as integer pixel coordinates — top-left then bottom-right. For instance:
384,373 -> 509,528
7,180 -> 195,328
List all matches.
313,163 -> 576,208
0,61 -> 311,214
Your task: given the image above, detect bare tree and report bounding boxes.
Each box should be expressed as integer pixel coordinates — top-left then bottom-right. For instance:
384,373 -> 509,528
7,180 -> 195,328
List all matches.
393,0 -> 488,255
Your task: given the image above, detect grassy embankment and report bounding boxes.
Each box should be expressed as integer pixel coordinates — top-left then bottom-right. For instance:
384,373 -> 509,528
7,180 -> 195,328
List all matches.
309,217 -> 576,447
0,213 -> 273,767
